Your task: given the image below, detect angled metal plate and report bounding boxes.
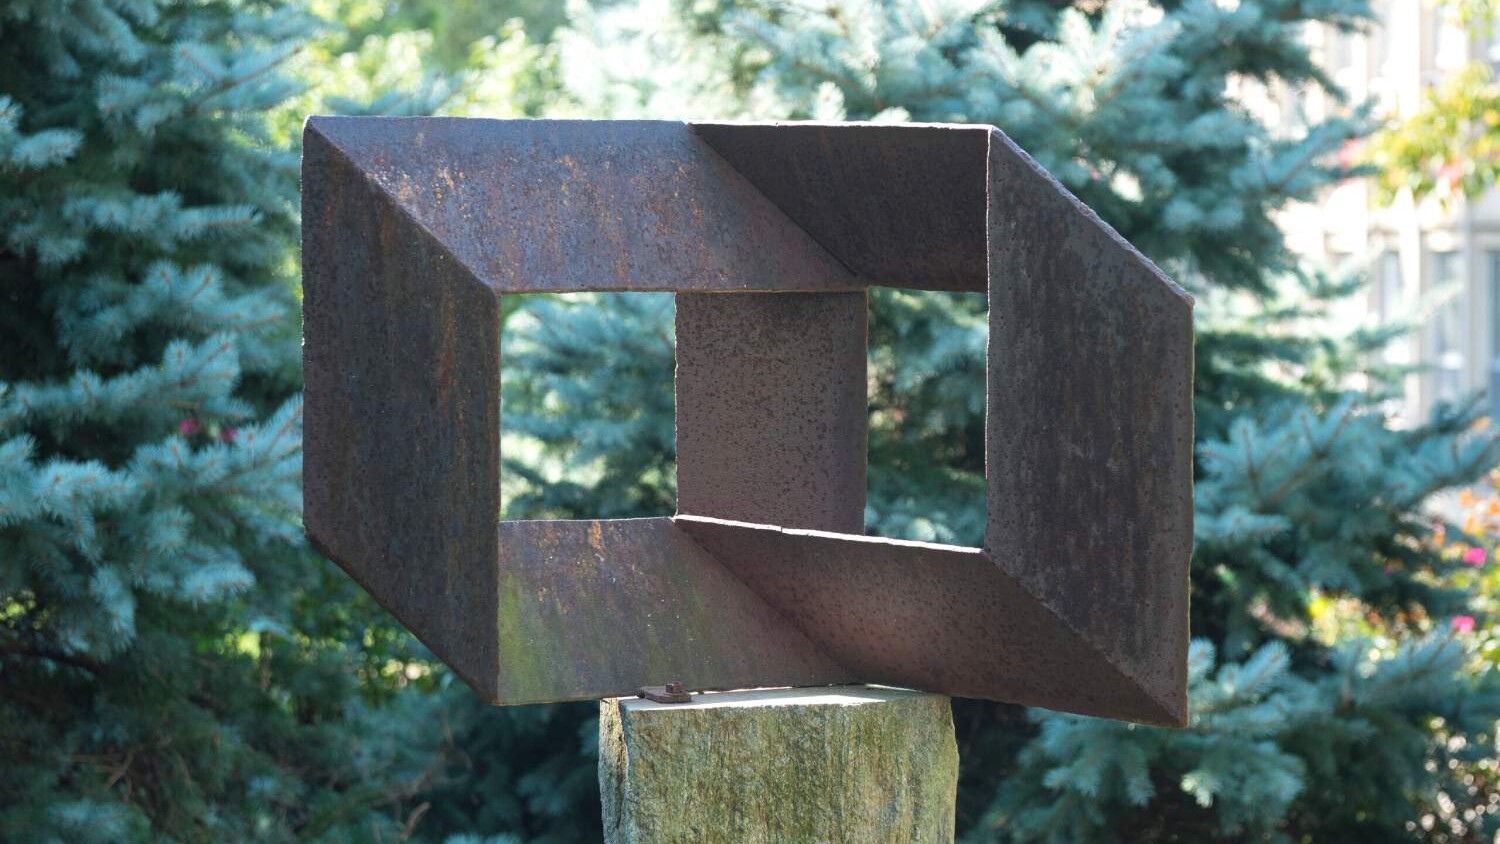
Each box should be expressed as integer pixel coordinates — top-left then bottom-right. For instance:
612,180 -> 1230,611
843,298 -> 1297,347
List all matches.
302,117 -> 1194,726
675,516 -> 1176,723
675,291 -> 867,532
692,122 -> 990,292
305,118 -> 860,293
303,126 -> 501,693
496,519 -> 852,703
984,129 -> 1194,723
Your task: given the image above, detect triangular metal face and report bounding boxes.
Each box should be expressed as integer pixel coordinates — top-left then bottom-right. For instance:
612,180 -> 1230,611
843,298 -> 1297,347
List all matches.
692,122 -> 991,292
302,117 -> 1193,726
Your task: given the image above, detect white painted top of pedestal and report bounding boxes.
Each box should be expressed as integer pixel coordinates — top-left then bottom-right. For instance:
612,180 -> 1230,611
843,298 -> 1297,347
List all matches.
619,684 -> 928,712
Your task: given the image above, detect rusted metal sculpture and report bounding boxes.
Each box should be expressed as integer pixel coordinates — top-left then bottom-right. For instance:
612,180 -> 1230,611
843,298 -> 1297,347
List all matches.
302,118 -> 1194,727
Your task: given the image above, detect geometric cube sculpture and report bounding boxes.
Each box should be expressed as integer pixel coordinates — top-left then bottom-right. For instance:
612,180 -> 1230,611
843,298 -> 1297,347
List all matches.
302,118 -> 1194,726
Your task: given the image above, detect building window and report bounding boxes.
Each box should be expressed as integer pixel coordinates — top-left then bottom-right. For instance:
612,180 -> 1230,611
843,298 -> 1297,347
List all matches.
1489,251 -> 1500,420
1329,28 -> 1355,73
1380,4 -> 1399,78
1379,250 -> 1402,323
1434,17 -> 1468,72
1378,250 -> 1413,383
1432,251 -> 1465,406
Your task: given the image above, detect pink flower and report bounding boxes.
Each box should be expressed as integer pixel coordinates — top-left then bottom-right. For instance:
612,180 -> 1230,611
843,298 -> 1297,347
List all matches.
1337,138 -> 1364,169
1439,161 -> 1464,192
1452,615 -> 1477,634
178,418 -> 201,437
220,427 -> 238,444
1463,547 -> 1487,566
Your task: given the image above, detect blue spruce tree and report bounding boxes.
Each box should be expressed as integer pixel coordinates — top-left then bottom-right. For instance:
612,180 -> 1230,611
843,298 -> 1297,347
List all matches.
0,2 -> 448,840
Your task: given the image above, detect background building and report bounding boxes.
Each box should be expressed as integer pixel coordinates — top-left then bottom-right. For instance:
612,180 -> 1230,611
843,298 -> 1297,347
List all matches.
1247,1 -> 1488,423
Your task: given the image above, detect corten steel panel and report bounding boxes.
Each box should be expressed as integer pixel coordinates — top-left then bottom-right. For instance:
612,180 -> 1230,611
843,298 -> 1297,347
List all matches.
675,292 -> 867,532
495,519 -> 852,704
303,117 -> 860,293
983,130 -> 1194,725
676,516 -> 1171,722
692,123 -> 989,292
303,127 -> 501,693
302,117 -> 1194,726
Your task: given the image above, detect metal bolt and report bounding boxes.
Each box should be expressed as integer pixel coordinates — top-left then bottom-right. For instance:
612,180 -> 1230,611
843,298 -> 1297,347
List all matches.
639,682 -> 693,704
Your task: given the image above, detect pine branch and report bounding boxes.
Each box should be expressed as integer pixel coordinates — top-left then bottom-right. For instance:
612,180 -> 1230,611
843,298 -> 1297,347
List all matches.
184,45 -> 302,115
1261,407 -> 1353,508
0,641 -> 105,673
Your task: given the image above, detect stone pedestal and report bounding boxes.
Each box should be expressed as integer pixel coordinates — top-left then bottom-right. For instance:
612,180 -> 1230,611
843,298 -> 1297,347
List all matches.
599,686 -> 957,843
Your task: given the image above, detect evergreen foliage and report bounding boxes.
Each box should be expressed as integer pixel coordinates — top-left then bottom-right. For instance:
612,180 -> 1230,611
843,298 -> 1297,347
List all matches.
8,1 -> 1499,841
500,294 -> 677,521
0,2 -> 446,840
420,697 -> 602,844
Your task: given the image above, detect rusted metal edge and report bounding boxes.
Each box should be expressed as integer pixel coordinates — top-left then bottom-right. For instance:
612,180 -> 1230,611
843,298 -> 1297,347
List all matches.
639,682 -> 692,704
673,515 -> 1184,727
983,126 -> 1194,308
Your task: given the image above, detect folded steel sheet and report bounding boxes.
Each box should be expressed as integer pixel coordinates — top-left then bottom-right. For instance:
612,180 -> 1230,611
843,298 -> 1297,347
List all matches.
302,117 -> 1194,726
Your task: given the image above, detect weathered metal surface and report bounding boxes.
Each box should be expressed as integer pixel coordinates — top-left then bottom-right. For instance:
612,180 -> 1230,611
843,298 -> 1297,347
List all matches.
302,117 -> 1194,727
494,518 -> 851,704
693,123 -> 989,292
676,292 -> 867,532
984,129 -> 1194,723
303,125 -> 501,693
638,682 -> 691,704
676,517 -> 1173,723
303,117 -> 860,293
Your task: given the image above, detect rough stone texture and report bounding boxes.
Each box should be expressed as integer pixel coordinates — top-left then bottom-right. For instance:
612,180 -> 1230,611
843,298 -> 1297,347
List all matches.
599,686 -> 958,844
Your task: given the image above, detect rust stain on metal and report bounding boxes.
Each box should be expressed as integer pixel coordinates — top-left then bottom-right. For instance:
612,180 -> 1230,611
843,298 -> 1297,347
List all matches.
302,118 -> 1194,727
